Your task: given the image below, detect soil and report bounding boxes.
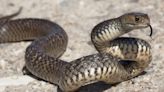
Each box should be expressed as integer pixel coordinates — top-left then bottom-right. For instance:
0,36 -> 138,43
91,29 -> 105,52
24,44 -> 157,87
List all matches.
0,0 -> 164,92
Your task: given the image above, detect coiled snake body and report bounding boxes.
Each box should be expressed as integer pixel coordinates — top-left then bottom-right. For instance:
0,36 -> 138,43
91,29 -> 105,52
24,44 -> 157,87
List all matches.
0,10 -> 152,92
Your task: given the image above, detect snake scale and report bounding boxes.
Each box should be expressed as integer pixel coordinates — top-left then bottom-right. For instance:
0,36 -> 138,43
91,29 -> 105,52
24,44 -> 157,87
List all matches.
0,9 -> 152,92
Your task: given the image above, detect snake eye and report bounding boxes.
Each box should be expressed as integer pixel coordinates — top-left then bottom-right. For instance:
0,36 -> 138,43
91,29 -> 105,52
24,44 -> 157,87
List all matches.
135,17 -> 140,22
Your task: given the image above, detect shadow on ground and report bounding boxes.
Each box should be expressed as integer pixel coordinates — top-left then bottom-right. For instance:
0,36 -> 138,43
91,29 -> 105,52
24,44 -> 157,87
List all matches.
57,81 -> 113,92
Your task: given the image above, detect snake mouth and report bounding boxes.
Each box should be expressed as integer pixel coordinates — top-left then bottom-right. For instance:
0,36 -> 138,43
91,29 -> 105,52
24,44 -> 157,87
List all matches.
148,24 -> 153,37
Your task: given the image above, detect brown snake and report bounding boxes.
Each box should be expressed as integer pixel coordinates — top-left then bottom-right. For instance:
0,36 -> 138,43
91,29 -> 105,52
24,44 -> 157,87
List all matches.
0,9 -> 152,92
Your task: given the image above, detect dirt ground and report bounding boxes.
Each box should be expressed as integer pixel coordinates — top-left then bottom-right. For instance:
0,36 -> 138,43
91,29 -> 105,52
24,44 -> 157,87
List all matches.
0,0 -> 164,92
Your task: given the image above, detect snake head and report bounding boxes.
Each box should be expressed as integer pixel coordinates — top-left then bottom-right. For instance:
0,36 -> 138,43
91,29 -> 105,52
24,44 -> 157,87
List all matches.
120,12 -> 153,37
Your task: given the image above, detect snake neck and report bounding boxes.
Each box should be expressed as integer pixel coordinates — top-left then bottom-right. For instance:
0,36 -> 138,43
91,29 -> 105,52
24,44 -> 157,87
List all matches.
91,18 -> 128,52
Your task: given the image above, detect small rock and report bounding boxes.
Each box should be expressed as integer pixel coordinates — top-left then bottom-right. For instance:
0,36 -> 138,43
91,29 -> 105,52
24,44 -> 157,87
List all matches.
0,60 -> 7,70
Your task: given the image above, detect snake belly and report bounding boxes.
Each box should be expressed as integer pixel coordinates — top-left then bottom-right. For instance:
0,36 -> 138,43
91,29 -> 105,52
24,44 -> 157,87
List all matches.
0,11 -> 152,92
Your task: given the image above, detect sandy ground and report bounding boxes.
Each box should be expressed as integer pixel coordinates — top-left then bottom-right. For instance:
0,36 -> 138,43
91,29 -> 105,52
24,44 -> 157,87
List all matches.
0,0 -> 164,92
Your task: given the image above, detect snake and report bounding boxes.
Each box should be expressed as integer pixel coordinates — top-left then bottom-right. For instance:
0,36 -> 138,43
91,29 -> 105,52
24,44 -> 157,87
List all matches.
0,9 -> 152,92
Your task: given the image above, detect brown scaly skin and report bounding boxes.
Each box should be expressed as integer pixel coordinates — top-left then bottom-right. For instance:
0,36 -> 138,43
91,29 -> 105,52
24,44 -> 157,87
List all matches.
0,9 -> 152,92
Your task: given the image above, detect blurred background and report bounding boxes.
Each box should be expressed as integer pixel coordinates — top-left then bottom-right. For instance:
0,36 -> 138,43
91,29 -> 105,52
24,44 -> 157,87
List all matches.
0,0 -> 163,92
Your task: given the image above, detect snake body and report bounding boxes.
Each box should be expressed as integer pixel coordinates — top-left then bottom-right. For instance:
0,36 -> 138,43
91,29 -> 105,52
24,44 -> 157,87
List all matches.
0,10 -> 152,92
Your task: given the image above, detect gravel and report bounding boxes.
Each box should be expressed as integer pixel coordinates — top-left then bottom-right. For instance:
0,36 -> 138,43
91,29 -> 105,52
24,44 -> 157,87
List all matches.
0,0 -> 164,92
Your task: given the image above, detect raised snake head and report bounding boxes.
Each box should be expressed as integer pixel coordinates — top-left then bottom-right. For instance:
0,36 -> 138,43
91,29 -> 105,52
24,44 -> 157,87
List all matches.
120,12 -> 153,37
